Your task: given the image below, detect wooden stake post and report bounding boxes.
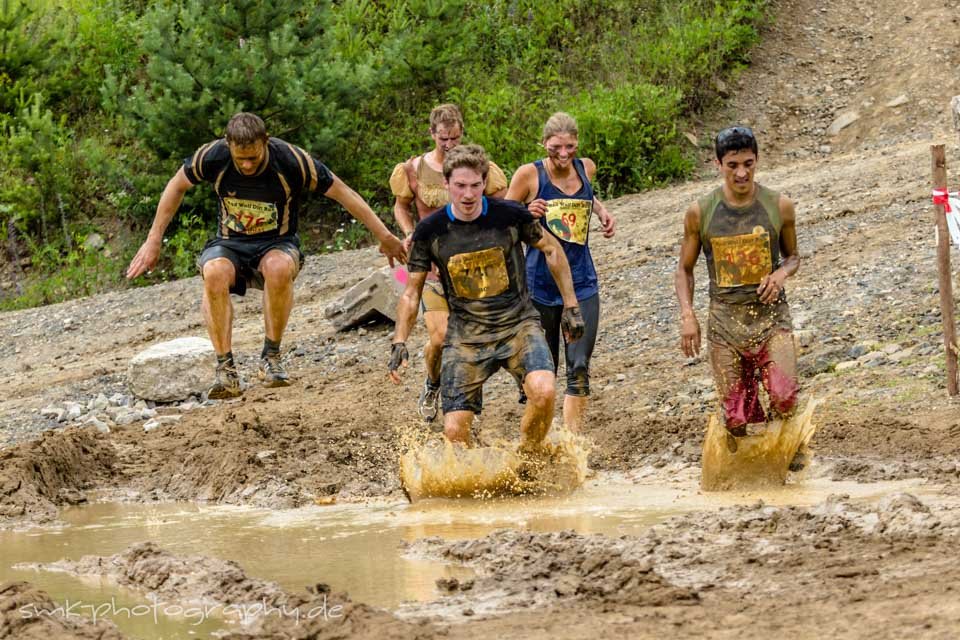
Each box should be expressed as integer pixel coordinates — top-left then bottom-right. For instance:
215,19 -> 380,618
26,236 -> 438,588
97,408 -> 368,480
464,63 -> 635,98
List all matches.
932,144 -> 959,395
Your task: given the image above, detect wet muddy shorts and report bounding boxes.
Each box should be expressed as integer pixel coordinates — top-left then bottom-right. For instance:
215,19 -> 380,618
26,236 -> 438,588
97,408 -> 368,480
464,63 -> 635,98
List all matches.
709,329 -> 798,431
197,235 -> 304,296
440,319 -> 554,414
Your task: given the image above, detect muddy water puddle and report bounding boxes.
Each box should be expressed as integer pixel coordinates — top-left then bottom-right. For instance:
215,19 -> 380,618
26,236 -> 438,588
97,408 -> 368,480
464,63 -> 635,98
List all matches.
2,471 -> 936,638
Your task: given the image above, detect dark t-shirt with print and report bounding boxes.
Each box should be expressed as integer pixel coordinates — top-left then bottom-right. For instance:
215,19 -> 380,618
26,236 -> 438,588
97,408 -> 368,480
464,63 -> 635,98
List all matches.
182,137 -> 334,239
409,197 -> 544,344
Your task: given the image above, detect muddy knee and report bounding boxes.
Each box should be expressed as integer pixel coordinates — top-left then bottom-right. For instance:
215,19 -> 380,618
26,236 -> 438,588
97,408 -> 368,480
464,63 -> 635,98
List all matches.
259,254 -> 296,289
202,258 -> 235,292
524,374 -> 556,408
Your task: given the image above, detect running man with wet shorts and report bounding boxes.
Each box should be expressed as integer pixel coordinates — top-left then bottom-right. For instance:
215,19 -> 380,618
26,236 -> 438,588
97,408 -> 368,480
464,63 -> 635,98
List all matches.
388,144 -> 584,454
675,126 -> 800,449
390,104 -> 508,423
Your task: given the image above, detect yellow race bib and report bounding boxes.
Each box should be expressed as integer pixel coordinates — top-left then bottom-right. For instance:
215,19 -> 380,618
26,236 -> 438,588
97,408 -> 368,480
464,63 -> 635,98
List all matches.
447,247 -> 509,299
545,199 -> 591,245
710,226 -> 773,287
222,198 -> 279,235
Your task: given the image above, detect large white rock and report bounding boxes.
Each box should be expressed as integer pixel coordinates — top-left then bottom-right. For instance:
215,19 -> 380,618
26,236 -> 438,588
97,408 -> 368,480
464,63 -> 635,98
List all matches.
127,337 -> 214,402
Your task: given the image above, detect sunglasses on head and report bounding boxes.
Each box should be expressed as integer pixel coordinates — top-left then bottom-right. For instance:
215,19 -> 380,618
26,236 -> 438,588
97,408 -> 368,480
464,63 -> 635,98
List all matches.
715,126 -> 755,145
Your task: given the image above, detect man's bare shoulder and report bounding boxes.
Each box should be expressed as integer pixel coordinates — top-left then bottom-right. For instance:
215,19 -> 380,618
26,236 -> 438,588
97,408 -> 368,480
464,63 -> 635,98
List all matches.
778,193 -> 796,222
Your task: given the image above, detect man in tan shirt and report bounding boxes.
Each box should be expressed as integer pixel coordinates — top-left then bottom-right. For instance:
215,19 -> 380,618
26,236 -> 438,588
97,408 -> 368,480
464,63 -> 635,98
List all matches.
390,104 -> 507,423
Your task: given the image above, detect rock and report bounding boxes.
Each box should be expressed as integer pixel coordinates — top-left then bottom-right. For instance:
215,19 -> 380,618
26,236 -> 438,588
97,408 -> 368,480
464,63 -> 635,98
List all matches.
885,94 -> 909,108
887,347 -> 915,364
140,408 -> 158,420
40,406 -> 65,422
127,337 -> 216,402
827,111 -> 860,136
849,341 -> 880,358
83,232 -> 105,250
58,488 -> 87,505
256,450 -> 276,461
859,351 -> 886,364
324,266 -> 403,331
795,329 -> 817,348
108,393 -> 129,406
882,343 -> 902,355
114,410 -> 141,426
156,415 -> 182,425
835,361 -> 861,372
143,419 -> 162,433
64,402 -> 83,421
616,373 -> 627,382
93,393 -> 110,410
88,417 -> 111,434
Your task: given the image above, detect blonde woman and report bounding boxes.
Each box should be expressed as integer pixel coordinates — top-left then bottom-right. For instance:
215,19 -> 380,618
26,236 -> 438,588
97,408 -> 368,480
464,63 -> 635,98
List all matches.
506,112 -> 615,432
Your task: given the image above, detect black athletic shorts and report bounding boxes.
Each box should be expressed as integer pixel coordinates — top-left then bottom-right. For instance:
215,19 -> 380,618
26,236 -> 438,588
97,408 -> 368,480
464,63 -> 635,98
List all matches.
197,235 -> 304,296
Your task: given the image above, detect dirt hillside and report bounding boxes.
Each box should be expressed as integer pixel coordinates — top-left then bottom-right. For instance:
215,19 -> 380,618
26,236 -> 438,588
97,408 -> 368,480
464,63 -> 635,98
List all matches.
4,0 -> 960,638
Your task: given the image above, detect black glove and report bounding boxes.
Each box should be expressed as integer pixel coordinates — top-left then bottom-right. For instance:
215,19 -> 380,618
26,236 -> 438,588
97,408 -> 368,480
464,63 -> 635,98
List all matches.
388,342 -> 409,374
561,306 -> 585,342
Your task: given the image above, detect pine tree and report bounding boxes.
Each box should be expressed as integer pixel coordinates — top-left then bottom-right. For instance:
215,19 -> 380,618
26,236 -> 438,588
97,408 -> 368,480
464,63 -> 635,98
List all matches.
104,0 -> 368,159
0,0 -> 56,114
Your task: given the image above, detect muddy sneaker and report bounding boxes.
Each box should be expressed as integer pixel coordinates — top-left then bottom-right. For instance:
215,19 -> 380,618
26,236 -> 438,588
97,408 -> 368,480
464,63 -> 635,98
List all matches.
789,447 -> 809,472
418,379 -> 440,422
725,425 -> 747,454
207,361 -> 242,399
259,352 -> 291,388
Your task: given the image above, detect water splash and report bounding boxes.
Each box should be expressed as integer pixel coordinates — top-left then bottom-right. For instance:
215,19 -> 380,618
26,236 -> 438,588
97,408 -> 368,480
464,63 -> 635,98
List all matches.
701,398 -> 819,491
399,426 -> 592,502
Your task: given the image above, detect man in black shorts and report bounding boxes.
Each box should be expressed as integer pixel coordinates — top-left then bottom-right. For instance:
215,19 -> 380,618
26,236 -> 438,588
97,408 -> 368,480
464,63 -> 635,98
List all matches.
388,144 -> 584,455
127,112 -> 406,399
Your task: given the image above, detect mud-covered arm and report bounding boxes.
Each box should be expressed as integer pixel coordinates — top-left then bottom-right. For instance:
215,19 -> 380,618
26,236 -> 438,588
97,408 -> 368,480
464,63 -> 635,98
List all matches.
126,167 -> 194,279
675,202 -> 702,356
757,196 -> 799,304
389,270 -> 427,383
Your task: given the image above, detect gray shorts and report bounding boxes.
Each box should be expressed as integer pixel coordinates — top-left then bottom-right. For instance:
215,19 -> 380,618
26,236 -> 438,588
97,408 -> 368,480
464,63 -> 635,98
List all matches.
197,235 -> 304,296
441,319 -> 554,414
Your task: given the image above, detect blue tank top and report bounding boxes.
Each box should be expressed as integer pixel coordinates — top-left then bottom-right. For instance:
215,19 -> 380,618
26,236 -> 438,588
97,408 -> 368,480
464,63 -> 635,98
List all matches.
525,158 -> 599,306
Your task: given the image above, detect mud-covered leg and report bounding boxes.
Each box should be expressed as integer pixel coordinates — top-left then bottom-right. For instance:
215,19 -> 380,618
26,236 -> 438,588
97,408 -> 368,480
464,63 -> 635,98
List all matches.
761,330 -> 804,469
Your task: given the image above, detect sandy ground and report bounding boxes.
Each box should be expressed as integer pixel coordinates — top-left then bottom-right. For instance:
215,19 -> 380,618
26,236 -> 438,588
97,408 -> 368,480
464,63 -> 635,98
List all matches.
4,0 -> 960,637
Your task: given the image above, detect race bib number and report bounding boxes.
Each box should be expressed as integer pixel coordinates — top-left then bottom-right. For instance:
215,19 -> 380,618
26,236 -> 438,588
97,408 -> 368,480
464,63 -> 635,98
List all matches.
447,247 -> 509,299
222,198 -> 279,235
545,199 -> 591,245
710,226 -> 773,287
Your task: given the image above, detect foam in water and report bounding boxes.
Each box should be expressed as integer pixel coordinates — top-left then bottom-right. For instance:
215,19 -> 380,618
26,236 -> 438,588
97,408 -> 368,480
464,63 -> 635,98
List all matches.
399,425 -> 591,501
701,398 -> 819,491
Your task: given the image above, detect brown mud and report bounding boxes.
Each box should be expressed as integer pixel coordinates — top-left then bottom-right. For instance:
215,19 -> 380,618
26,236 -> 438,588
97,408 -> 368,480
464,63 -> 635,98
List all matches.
3,0 -> 960,637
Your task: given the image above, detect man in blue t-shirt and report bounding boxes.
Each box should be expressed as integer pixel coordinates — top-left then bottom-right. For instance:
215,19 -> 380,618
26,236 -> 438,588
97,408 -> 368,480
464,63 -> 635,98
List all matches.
127,112 -> 406,399
388,144 -> 584,457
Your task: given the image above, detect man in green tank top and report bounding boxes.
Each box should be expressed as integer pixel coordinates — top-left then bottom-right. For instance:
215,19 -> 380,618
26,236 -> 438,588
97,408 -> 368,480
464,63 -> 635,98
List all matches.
675,126 -> 801,452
